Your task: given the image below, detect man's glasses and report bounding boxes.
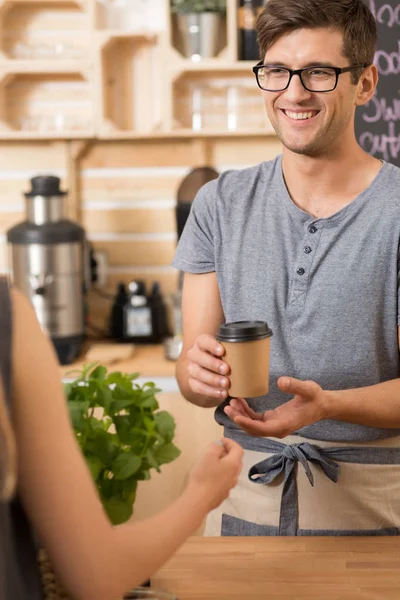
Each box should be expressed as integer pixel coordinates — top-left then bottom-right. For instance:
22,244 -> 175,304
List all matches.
252,63 -> 369,93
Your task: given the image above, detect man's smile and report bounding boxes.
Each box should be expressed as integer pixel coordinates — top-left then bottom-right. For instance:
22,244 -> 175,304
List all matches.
280,109 -> 320,121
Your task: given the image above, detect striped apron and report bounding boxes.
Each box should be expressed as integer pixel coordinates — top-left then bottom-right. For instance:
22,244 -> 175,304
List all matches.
204,429 -> 400,536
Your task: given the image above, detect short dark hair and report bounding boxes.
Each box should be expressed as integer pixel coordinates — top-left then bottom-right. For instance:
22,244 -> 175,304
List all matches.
257,0 -> 377,83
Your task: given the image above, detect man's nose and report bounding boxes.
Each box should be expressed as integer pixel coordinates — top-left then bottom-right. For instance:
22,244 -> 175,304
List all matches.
283,73 -> 312,102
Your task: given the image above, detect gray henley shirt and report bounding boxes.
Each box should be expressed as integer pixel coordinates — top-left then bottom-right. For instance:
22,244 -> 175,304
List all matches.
172,155 -> 400,442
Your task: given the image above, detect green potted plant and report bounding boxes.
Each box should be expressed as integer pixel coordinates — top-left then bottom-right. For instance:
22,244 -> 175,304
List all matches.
170,0 -> 227,60
66,362 -> 180,526
171,0 -> 226,13
39,362 -> 181,600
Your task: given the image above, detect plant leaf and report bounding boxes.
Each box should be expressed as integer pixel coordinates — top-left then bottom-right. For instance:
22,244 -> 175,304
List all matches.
106,372 -> 132,388
68,400 -> 89,431
96,386 -> 113,412
90,365 -> 107,383
64,382 -> 73,398
85,455 -> 105,481
140,396 -> 159,410
145,449 -> 161,472
127,372 -> 140,381
143,416 -> 156,432
80,362 -> 101,380
154,411 -> 176,442
87,417 -> 109,434
140,388 -> 162,400
110,397 -> 136,413
112,453 -> 142,480
153,442 -> 181,465
117,479 -> 138,507
113,415 -> 132,440
136,469 -> 150,481
86,431 -> 118,468
102,498 -> 133,525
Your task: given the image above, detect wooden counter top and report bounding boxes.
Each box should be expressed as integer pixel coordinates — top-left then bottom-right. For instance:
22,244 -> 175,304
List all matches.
59,342 -> 176,379
152,536 -> 400,599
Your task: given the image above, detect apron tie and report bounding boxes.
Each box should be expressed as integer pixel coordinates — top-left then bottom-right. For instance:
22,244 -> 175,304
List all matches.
248,440 -> 340,535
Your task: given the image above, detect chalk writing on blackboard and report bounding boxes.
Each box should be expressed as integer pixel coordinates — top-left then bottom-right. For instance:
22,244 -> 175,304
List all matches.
355,1 -> 400,166
368,1 -> 400,27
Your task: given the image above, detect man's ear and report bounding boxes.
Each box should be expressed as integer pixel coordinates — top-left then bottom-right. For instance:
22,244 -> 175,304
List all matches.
355,64 -> 378,107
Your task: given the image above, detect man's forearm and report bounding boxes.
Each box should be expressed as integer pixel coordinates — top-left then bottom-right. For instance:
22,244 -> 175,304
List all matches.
176,356 -> 221,408
326,378 -> 400,428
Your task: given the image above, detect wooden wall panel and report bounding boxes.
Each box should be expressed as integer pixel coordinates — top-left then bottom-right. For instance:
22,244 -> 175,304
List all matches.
0,141 -> 67,170
0,211 -> 24,231
0,141 -> 67,210
106,269 -> 179,295
0,141 -> 68,275
90,239 -> 177,266
83,207 -> 176,234
81,173 -> 184,201
80,139 -> 211,169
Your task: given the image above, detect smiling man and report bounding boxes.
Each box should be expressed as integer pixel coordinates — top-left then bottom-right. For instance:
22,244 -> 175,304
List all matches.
172,0 -> 400,537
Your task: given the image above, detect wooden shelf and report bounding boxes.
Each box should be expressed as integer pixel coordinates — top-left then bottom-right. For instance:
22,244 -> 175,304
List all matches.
96,128 -> 276,140
169,68 -> 271,134
0,130 -> 92,138
96,30 -> 157,48
169,60 -> 257,82
0,0 -> 91,62
0,1 -> 85,5
175,59 -> 257,70
1,59 -> 91,73
167,128 -> 275,138
0,0 -> 274,140
97,32 -> 162,137
0,70 -> 94,138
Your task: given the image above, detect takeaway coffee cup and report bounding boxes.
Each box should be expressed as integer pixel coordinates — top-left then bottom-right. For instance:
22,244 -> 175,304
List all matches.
216,321 -> 273,398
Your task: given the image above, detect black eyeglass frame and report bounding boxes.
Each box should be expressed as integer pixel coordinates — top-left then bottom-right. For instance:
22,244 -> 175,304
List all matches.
252,62 -> 369,92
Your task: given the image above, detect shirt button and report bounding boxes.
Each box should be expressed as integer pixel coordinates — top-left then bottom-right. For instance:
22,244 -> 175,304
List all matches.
303,246 -> 312,254
297,268 -> 305,275
308,225 -> 317,234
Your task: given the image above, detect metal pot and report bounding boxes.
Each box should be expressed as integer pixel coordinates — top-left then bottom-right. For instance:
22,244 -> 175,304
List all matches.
175,12 -> 224,60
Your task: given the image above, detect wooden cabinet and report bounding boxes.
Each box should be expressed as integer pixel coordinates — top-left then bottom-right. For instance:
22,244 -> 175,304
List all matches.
0,0 -> 275,140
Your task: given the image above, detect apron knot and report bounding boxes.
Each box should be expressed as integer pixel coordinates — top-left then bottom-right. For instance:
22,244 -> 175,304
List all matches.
249,441 -> 340,486
248,440 -> 340,535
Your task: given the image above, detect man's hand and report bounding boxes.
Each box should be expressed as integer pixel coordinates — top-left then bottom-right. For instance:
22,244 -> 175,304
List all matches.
223,377 -> 329,438
186,334 -> 231,400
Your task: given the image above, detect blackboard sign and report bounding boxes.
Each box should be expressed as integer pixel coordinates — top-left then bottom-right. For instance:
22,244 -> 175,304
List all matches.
355,1 -> 400,166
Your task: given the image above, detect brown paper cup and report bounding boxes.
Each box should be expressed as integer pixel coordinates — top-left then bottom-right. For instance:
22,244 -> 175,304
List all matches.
216,321 -> 273,398
222,337 -> 271,397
